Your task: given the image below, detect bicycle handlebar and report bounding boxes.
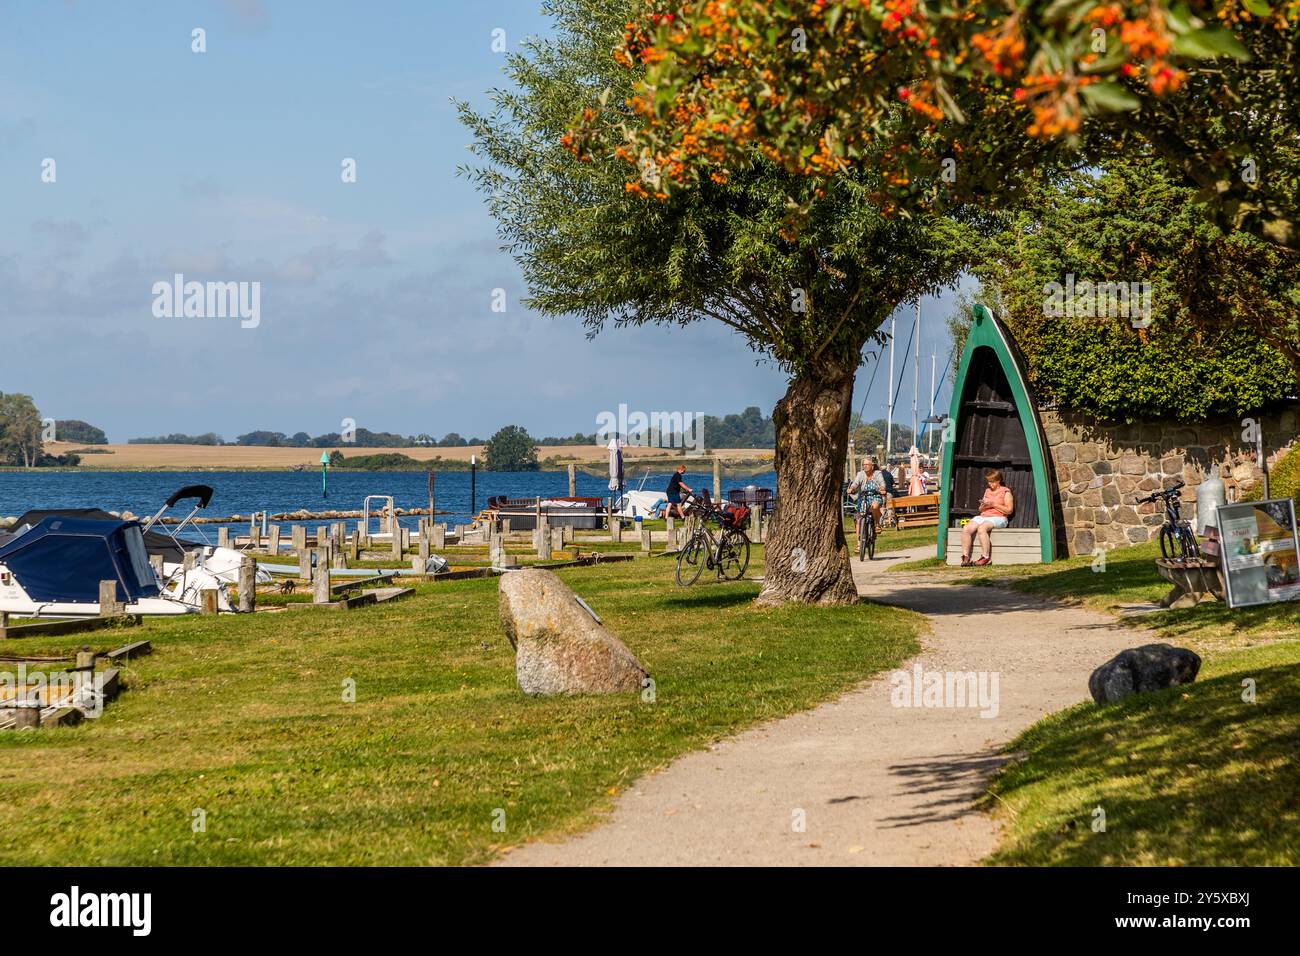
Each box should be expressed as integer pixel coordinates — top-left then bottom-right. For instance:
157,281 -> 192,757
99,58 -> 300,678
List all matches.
1135,480 -> 1186,505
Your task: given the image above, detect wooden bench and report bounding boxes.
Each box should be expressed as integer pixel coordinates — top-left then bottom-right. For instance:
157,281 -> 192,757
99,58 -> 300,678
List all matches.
891,493 -> 939,528
944,527 -> 1044,565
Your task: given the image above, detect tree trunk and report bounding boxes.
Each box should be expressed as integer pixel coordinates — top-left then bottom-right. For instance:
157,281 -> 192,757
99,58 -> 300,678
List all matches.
756,361 -> 859,606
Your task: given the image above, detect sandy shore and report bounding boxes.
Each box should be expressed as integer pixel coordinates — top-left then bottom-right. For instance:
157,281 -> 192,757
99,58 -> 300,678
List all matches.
46,442 -> 774,470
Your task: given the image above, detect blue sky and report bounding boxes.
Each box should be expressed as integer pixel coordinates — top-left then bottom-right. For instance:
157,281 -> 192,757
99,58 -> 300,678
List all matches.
0,0 -> 962,443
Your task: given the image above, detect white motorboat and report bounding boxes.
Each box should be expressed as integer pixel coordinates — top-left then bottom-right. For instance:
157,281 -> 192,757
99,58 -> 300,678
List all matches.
0,516 -> 201,617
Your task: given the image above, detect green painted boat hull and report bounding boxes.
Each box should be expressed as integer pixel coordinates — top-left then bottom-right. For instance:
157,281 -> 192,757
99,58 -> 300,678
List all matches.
937,305 -> 1057,562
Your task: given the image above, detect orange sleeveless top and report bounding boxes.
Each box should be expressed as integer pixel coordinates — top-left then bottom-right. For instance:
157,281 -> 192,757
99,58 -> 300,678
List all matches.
979,486 -> 1011,518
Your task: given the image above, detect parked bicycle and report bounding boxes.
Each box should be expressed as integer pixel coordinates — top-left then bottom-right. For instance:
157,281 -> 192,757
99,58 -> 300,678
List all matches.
1136,480 -> 1201,562
675,491 -> 751,586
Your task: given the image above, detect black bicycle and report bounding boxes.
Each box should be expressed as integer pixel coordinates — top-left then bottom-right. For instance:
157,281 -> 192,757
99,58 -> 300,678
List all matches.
675,492 -> 751,586
856,504 -> 876,561
1137,480 -> 1201,562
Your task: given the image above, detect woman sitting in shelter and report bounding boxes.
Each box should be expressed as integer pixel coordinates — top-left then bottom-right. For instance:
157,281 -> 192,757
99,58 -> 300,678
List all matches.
960,469 -> 1014,566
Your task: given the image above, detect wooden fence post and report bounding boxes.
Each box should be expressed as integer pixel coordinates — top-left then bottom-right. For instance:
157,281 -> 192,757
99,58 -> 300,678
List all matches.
268,524 -> 281,556
609,498 -> 622,542
640,524 -> 651,552
201,588 -> 220,614
391,522 -> 403,561
292,524 -> 307,555
550,526 -> 565,557
99,580 -> 122,616
217,527 -> 230,549
535,520 -> 550,560
713,456 -> 722,500
432,523 -> 446,549
238,556 -> 256,612
313,548 -> 331,604
13,702 -> 40,730
568,463 -> 577,497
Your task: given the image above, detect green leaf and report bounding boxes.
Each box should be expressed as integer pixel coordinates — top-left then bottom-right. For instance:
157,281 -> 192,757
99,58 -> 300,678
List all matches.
1242,0 -> 1272,17
1080,82 -> 1142,113
1173,27 -> 1251,61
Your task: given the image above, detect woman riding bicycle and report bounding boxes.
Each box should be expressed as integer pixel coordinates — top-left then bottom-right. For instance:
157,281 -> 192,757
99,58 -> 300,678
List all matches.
848,457 -> 887,544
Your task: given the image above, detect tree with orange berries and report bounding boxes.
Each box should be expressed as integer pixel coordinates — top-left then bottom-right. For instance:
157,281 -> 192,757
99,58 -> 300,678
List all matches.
461,0 -> 982,604
577,1 -> 1299,252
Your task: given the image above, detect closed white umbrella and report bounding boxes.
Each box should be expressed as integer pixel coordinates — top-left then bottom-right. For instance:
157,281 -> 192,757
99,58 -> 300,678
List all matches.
607,438 -> 625,494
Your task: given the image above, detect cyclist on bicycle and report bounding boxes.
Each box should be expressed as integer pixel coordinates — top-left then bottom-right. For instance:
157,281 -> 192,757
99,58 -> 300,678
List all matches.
848,457 -> 887,542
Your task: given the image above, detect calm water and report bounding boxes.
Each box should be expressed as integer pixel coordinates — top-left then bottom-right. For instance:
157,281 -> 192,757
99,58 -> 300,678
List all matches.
0,469 -> 777,534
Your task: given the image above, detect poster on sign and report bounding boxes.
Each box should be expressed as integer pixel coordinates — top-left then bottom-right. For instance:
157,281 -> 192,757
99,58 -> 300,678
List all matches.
1216,499 -> 1300,608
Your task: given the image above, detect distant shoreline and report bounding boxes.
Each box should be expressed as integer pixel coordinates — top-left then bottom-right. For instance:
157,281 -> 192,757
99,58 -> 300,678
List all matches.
6,442 -> 776,474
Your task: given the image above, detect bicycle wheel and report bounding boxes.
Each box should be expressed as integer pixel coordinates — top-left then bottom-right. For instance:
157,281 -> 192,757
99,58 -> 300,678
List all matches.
718,530 -> 750,580
1159,525 -> 1178,561
865,515 -> 876,560
1178,524 -> 1202,562
857,514 -> 868,562
675,531 -> 708,586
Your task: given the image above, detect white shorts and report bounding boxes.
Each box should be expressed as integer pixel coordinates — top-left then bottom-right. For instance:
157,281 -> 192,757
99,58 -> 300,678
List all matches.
968,515 -> 1009,529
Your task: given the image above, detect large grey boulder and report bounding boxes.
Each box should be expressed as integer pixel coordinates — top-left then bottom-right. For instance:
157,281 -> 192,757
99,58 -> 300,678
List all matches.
499,569 -> 649,695
1089,644 -> 1201,704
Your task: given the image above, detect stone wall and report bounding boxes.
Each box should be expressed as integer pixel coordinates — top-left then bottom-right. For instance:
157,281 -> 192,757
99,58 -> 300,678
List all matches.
1043,406 -> 1299,556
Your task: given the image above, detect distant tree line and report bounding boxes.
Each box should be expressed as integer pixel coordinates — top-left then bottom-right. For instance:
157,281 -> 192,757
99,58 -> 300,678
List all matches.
0,393 -> 93,467
123,408 -> 778,450
55,420 -> 108,444
129,432 -> 225,445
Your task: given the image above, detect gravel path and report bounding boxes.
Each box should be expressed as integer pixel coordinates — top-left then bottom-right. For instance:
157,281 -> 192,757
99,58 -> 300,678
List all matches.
496,545 -> 1143,866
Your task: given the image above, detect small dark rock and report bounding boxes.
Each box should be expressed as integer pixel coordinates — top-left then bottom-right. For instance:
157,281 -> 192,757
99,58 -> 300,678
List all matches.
1089,644 -> 1201,704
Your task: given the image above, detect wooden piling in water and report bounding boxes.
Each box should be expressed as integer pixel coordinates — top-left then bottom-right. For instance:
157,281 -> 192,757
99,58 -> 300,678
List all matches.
568,463 -> 576,497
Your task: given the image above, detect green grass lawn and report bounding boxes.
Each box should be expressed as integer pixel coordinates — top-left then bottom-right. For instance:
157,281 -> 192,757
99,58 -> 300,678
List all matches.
0,547 -> 923,865
904,538 -> 1300,864
986,640 -> 1300,865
